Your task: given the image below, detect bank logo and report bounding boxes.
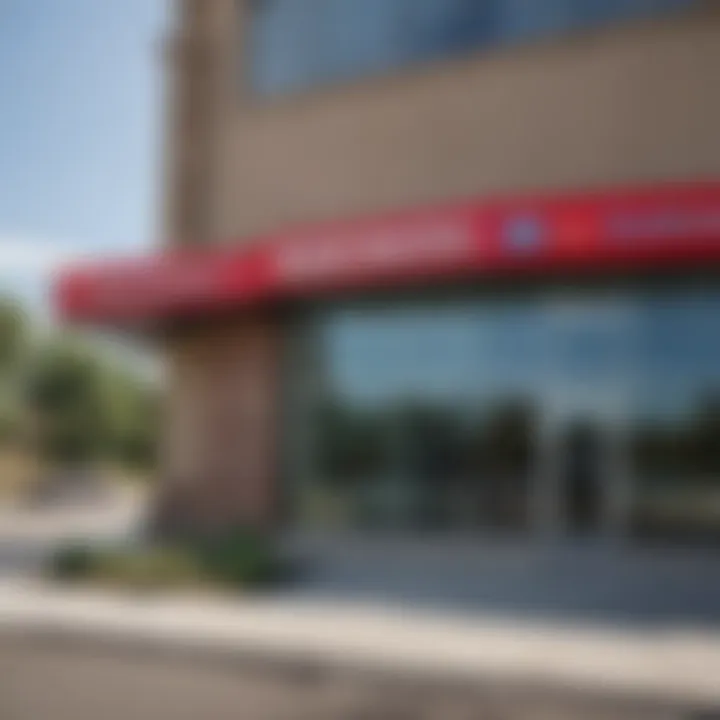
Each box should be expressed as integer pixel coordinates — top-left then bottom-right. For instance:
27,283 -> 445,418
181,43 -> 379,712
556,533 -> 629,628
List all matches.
504,214 -> 546,253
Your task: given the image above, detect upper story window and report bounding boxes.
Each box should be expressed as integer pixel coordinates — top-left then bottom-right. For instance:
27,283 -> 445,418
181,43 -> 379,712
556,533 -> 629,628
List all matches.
246,0 -> 693,97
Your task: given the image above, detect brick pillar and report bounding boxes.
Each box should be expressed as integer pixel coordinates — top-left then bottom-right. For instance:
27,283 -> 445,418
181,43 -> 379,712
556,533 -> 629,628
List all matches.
156,313 -> 280,537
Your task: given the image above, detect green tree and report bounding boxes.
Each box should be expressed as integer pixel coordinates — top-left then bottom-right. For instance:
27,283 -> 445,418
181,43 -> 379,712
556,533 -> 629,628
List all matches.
0,292 -> 161,477
0,296 -> 27,374
25,340 -> 110,465
25,337 -> 160,471
0,298 -> 30,446
100,366 -> 160,471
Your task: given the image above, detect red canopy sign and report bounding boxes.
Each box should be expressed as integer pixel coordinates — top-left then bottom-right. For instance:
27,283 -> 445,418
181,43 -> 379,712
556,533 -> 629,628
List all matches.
55,182 -> 720,326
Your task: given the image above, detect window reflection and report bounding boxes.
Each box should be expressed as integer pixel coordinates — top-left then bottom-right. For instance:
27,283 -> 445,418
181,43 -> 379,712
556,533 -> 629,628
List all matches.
299,300 -> 544,535
467,399 -> 536,531
247,0 -> 693,97
629,290 -> 720,544
292,285 -> 720,544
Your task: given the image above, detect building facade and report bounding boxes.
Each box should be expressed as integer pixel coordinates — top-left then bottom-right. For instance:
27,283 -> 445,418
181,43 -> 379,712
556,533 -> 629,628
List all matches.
59,0 -> 720,568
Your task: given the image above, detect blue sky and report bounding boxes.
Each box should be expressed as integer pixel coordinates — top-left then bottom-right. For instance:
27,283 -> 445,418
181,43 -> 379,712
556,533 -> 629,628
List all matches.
0,0 -> 168,310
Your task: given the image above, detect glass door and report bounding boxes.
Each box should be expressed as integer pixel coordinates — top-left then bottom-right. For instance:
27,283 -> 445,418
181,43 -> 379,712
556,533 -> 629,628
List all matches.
536,387 -> 630,540
535,296 -> 637,541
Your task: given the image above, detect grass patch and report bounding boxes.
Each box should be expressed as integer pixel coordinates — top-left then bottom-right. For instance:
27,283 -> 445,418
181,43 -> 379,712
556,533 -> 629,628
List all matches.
49,530 -> 286,592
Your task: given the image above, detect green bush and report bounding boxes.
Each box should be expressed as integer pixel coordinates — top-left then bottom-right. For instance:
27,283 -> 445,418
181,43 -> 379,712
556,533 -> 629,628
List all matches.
50,543 -> 99,582
48,531 -> 284,592
192,530 -> 283,588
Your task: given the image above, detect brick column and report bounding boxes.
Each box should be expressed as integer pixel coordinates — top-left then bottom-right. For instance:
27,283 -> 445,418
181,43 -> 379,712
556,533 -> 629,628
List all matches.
156,313 -> 280,537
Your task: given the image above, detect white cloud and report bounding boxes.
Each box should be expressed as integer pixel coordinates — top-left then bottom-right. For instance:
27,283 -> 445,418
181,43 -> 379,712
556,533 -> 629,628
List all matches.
0,236 -> 82,277
0,235 -> 100,319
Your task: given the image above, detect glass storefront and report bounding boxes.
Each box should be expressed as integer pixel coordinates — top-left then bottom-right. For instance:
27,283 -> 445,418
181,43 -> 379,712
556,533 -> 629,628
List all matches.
286,283 -> 720,545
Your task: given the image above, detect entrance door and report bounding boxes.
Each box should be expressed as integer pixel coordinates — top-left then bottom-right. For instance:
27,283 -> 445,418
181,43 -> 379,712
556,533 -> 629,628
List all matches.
537,390 -> 629,540
535,297 -> 636,541
559,417 -> 607,534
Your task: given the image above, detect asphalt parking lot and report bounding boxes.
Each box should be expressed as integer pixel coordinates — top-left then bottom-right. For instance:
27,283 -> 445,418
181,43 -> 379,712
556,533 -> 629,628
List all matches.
2,635 -> 704,720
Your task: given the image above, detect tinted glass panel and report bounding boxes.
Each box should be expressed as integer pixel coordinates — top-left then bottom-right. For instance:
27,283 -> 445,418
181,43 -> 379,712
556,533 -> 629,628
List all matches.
289,284 -> 720,544
630,290 -> 720,544
247,0 -> 693,96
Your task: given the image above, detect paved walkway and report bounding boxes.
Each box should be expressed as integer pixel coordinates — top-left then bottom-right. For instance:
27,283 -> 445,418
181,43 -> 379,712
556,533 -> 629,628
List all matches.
2,579 -> 720,708
0,493 -> 143,543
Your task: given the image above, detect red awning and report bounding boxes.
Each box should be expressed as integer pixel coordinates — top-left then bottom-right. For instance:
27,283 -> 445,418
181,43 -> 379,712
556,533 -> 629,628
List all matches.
55,182 -> 720,327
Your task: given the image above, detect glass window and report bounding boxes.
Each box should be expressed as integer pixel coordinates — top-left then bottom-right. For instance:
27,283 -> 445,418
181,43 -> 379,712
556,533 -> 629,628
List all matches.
288,284 -> 720,545
246,0 -> 693,97
629,289 -> 720,544
291,299 -> 548,534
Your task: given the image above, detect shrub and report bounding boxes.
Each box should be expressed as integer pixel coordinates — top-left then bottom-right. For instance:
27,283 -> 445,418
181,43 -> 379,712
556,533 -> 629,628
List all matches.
49,543 -> 98,582
47,530 -> 284,592
192,529 -> 283,588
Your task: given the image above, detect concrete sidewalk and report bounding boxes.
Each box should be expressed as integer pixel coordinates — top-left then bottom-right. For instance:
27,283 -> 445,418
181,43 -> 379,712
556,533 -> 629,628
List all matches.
2,579 -> 720,709
0,493 -> 144,543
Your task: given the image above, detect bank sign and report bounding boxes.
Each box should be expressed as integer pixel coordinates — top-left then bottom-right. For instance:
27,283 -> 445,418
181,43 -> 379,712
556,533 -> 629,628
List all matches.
56,182 -> 720,325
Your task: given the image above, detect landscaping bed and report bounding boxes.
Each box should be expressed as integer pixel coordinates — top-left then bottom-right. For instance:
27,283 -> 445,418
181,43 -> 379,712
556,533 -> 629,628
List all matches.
48,530 -> 285,592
